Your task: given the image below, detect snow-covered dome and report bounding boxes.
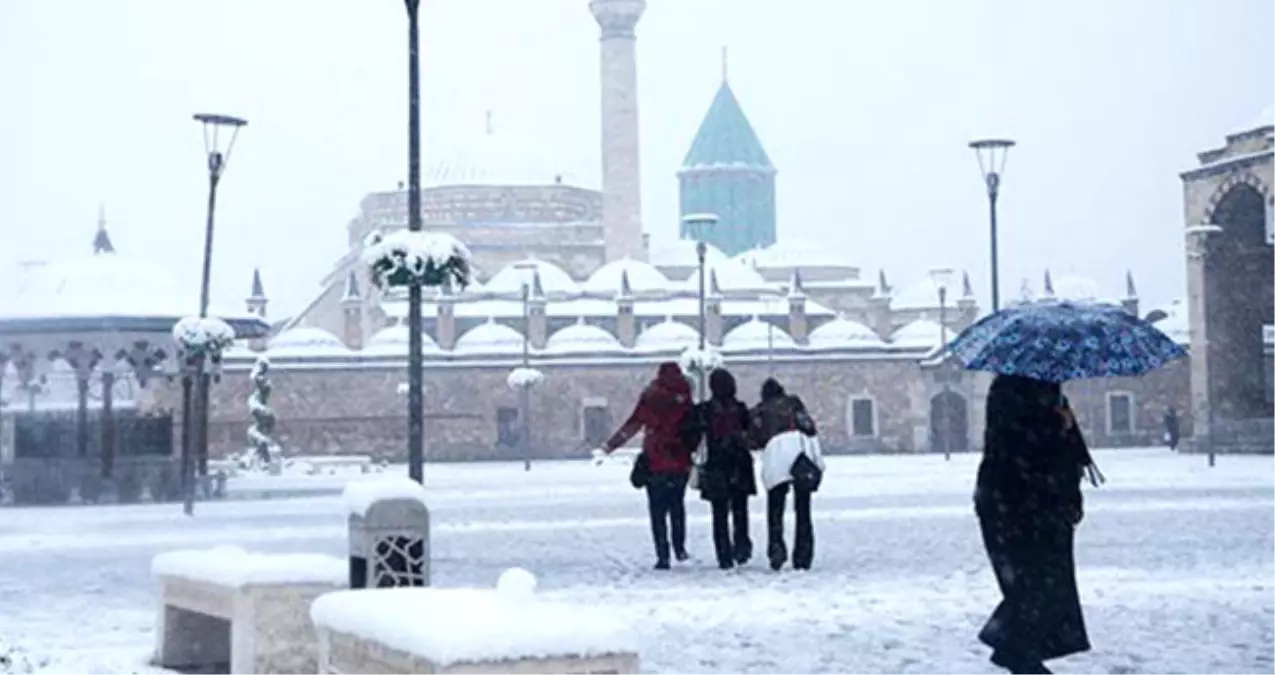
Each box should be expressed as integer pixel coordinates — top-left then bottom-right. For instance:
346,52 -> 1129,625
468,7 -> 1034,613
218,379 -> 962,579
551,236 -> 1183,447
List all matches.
1152,299 -> 1190,345
485,258 -> 579,296
454,320 -> 525,354
544,322 -> 624,354
4,250 -> 206,319
807,318 -> 885,349
1049,274 -> 1105,303
737,240 -> 856,270
678,261 -> 769,292
634,319 -> 700,352
890,319 -> 952,348
649,240 -> 729,270
269,327 -> 350,356
424,129 -> 588,189
583,258 -> 670,295
891,274 -> 966,311
721,319 -> 796,352
363,324 -> 440,355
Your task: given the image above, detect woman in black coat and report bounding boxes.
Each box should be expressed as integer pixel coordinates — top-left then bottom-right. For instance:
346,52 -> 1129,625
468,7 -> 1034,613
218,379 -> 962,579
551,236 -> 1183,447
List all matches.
975,374 -> 1095,675
685,368 -> 757,569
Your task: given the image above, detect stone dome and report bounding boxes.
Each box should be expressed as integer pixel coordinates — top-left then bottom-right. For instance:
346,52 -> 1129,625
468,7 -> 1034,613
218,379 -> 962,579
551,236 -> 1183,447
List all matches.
269,327 -> 350,356
423,129 -> 589,189
890,319 -> 951,348
891,274 -> 966,311
649,240 -> 729,271
721,318 -> 796,352
364,324 -> 440,355
634,319 -> 700,352
807,318 -> 885,349
544,322 -> 624,354
454,320 -> 525,355
1049,274 -> 1107,303
485,258 -> 580,296
583,258 -> 670,295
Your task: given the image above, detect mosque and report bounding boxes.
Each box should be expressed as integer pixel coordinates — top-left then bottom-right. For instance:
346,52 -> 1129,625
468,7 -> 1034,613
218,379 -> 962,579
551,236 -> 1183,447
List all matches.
0,0 -> 1269,504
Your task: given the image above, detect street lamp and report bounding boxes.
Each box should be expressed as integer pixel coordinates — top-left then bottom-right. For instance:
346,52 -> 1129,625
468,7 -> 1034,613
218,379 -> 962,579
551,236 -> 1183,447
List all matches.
682,213 -> 719,401
930,267 -> 956,461
188,112 -> 246,515
514,261 -> 537,472
404,0 -> 426,484
968,138 -> 1015,313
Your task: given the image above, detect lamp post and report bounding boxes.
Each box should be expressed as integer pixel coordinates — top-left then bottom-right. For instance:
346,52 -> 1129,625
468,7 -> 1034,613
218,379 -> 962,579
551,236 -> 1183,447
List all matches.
930,267 -> 956,460
515,261 -> 537,472
188,112 -> 246,515
404,0 -> 426,484
682,213 -> 719,401
968,139 -> 1015,313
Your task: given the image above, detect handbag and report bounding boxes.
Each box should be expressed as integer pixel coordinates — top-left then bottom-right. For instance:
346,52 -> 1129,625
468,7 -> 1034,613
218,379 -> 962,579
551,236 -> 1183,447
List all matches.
790,435 -> 823,492
629,452 -> 651,490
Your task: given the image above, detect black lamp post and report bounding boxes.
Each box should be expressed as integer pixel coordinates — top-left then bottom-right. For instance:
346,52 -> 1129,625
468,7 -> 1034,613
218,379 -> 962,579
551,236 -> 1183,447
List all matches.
968,139 -> 1015,313
187,112 -> 246,516
682,213 -> 719,401
515,261 -> 537,472
404,0 -> 425,484
929,267 -> 956,460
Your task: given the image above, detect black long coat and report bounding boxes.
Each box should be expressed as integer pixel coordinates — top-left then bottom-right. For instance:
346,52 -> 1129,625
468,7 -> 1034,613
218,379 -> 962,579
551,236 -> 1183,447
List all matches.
685,371 -> 758,502
974,375 -> 1092,663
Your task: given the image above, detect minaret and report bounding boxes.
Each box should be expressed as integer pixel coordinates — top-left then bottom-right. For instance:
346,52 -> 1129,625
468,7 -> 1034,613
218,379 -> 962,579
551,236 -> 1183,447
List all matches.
589,0 -> 647,262
246,268 -> 268,318
93,204 -> 115,255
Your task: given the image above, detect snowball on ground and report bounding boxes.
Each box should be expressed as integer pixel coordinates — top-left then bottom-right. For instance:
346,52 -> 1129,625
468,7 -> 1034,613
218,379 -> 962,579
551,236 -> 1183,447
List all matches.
310,588 -> 635,666
342,476 -> 428,517
678,347 -> 724,374
496,567 -> 537,600
506,367 -> 544,390
171,316 -> 235,349
150,546 -> 345,588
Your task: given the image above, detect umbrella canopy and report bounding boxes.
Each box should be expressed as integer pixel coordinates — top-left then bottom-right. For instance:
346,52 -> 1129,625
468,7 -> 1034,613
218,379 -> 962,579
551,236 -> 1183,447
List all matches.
948,300 -> 1187,382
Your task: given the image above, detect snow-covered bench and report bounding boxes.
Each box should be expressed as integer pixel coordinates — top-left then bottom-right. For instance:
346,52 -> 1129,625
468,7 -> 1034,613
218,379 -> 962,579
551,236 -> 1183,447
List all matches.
298,454 -> 376,475
310,582 -> 639,674
151,546 -> 346,674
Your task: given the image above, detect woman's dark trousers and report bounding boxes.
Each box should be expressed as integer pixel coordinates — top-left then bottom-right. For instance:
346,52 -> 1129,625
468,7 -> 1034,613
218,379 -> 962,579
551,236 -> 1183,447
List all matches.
767,482 -> 813,570
645,474 -> 688,565
709,494 -> 751,568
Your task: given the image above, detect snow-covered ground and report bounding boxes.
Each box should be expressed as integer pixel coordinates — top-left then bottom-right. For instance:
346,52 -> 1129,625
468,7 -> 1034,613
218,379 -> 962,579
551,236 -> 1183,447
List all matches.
0,449 -> 1271,674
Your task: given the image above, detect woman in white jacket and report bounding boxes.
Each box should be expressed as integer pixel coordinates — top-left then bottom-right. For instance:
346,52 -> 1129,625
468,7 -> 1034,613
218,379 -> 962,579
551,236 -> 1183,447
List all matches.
750,379 -> 825,571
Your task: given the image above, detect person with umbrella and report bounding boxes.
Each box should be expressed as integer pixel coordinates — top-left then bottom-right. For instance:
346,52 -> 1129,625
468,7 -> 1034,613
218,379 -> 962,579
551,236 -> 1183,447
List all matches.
948,300 -> 1184,674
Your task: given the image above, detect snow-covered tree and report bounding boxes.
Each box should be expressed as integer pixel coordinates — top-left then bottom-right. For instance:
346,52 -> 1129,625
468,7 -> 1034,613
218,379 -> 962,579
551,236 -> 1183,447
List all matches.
506,367 -> 544,391
244,356 -> 280,470
362,230 -> 473,290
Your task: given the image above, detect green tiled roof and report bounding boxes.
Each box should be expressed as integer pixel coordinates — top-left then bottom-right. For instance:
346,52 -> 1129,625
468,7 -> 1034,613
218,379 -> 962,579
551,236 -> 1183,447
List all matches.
681,81 -> 773,171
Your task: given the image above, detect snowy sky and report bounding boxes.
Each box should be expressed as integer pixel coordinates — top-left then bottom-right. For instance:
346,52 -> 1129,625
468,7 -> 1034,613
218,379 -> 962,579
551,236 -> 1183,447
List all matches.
0,0 -> 1271,318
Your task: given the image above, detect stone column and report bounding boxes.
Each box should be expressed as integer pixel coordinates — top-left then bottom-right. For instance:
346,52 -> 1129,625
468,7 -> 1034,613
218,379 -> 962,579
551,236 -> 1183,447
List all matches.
52,341 -> 103,460
1186,227 -> 1215,449
589,0 -> 647,262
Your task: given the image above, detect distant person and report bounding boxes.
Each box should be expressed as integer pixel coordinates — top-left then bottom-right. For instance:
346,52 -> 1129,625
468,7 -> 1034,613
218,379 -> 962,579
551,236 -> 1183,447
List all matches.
684,369 -> 756,570
595,362 -> 695,570
1163,406 -> 1180,451
975,375 -> 1097,674
750,378 -> 823,571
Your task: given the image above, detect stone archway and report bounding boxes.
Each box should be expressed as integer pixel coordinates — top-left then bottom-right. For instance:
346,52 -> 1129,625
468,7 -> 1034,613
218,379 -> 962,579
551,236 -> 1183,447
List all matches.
929,390 -> 969,454
1204,182 -> 1274,420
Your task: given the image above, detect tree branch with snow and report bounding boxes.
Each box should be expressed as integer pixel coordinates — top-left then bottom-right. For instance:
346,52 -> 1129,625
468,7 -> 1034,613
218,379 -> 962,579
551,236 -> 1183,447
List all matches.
506,367 -> 544,391
362,230 -> 473,290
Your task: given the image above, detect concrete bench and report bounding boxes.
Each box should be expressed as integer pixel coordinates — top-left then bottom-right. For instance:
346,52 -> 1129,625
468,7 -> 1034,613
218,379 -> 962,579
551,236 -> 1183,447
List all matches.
151,546 -> 346,674
311,587 -> 639,674
296,455 -> 375,475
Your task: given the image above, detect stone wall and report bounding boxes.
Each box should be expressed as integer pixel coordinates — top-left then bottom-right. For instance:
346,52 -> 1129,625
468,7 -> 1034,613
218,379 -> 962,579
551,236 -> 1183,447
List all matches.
149,351 -> 1192,463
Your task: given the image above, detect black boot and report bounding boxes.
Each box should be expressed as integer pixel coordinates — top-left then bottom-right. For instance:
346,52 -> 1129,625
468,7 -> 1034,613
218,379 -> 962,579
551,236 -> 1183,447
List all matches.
768,540 -> 787,571
991,650 -> 1051,675
674,549 -> 689,562
654,558 -> 671,571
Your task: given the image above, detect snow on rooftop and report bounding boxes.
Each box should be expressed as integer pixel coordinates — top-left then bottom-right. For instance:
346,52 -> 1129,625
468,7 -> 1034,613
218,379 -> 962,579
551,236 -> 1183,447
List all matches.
150,545 -> 345,588
364,324 -> 440,355
721,318 -> 796,352
648,239 -> 728,270
454,320 -> 525,355
583,258 -> 669,294
634,319 -> 700,352
890,319 -> 953,348
543,322 -> 624,354
676,260 -> 769,292
890,274 -> 968,311
342,476 -> 428,517
736,240 -> 857,270
807,317 -> 885,350
423,128 -> 593,190
268,327 -> 350,357
310,587 -> 634,666
485,258 -> 579,296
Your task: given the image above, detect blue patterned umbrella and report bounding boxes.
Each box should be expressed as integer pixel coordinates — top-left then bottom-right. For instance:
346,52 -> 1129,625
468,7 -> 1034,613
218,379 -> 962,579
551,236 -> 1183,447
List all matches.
947,300 -> 1187,382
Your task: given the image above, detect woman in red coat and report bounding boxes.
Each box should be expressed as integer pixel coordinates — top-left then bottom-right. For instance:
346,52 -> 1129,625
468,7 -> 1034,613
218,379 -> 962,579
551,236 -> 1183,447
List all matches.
598,362 -> 695,570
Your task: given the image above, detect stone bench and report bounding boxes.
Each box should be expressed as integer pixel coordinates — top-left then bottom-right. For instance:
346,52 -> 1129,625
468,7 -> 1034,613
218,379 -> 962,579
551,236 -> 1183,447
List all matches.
299,455 -> 376,475
311,586 -> 639,674
151,546 -> 346,674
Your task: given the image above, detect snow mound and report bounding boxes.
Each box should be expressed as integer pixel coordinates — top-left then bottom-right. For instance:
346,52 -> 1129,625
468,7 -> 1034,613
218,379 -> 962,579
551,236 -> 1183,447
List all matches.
496,567 -> 537,600
150,545 -> 345,588
310,588 -> 634,667
343,476 -> 428,517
